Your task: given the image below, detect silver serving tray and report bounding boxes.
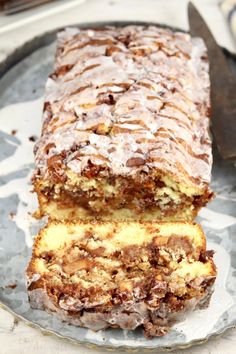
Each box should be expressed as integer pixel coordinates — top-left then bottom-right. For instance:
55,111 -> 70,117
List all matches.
0,21 -> 236,352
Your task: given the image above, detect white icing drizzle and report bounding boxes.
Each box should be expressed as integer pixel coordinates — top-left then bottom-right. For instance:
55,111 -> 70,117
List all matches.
34,25 -> 212,187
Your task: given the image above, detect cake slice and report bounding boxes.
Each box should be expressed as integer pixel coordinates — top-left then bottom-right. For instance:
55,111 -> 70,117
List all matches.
33,25 -> 213,221
26,221 -> 216,337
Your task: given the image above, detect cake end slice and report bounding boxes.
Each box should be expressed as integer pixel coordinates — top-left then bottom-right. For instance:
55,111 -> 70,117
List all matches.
26,221 -> 216,337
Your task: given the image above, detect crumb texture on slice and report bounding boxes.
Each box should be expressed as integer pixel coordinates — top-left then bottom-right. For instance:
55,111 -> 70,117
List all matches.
27,221 -> 216,337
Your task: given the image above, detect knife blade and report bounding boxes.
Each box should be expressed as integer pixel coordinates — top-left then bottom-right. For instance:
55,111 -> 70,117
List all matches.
188,2 -> 236,160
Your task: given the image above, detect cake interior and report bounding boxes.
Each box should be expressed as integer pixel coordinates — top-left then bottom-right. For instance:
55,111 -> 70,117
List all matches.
35,169 -> 213,221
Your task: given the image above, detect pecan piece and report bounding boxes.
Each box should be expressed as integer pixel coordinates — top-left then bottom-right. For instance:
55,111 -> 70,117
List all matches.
126,157 -> 145,167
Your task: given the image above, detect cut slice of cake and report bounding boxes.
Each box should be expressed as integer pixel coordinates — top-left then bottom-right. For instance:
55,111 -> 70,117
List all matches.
33,25 -> 213,221
26,221 -> 216,337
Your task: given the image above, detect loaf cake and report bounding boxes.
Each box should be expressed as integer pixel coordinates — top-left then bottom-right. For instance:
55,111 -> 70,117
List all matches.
26,221 -> 216,337
33,25 -> 213,221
